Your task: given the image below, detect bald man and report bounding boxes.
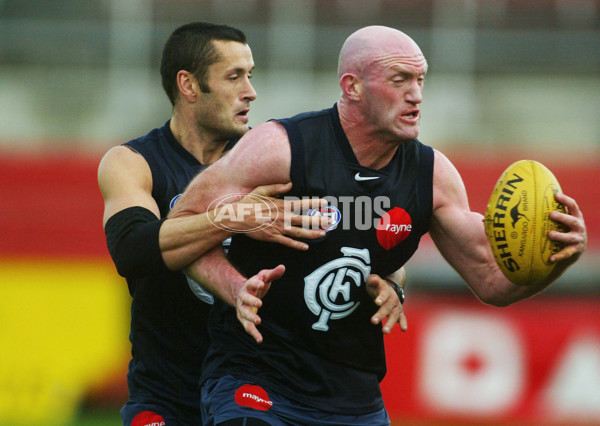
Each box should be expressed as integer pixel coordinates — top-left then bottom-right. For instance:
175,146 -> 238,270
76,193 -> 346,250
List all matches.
170,26 -> 586,424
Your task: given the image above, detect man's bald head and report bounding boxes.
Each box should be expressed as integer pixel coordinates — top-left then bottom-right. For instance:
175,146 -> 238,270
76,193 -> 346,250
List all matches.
337,26 -> 427,79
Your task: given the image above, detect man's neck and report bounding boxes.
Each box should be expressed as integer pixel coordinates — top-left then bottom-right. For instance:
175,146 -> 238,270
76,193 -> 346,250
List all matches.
170,115 -> 229,165
338,101 -> 399,170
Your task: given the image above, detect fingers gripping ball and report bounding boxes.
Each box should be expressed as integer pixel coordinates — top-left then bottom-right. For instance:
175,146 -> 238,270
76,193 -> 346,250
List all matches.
484,160 -> 567,286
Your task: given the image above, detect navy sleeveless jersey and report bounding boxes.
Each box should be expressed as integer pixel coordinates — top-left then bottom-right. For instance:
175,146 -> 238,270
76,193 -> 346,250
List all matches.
202,105 -> 434,414
122,121 -> 236,413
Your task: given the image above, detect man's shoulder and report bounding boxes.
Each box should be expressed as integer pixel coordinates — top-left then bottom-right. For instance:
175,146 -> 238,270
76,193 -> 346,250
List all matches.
124,124 -> 167,149
274,105 -> 334,125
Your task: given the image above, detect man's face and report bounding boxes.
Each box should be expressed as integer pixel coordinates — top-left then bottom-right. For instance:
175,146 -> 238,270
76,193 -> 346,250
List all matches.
361,51 -> 427,143
195,40 -> 256,140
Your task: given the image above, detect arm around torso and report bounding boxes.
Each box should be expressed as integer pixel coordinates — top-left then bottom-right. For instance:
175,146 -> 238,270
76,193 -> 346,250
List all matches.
169,121 -> 293,218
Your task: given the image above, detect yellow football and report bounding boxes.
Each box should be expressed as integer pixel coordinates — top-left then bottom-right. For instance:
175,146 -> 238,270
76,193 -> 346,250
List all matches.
484,160 -> 566,286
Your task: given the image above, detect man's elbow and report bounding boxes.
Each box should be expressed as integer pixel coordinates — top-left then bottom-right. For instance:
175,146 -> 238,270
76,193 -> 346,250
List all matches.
470,284 -> 519,308
479,295 -> 514,308
104,207 -> 170,279
110,246 -> 169,279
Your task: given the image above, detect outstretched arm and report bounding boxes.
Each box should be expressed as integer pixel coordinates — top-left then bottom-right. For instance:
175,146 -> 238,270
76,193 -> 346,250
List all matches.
429,149 -> 586,306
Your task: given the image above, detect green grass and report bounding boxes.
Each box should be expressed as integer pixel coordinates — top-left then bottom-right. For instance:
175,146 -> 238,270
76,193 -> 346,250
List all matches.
73,408 -> 122,425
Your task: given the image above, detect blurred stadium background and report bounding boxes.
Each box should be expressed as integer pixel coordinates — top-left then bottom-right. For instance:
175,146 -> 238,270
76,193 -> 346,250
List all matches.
1,0 -> 598,424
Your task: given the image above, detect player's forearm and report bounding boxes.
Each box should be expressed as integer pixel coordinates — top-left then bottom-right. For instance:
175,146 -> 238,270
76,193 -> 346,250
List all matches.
162,200 -> 270,270
461,251 -> 556,307
159,212 -> 234,271
184,245 -> 245,306
479,235 -> 583,306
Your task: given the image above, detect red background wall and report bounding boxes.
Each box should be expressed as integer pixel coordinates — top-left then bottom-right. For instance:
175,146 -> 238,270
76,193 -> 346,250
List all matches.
2,151 -> 597,258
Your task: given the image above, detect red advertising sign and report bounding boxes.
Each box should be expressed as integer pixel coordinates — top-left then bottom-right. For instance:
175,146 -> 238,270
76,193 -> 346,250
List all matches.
382,294 -> 600,424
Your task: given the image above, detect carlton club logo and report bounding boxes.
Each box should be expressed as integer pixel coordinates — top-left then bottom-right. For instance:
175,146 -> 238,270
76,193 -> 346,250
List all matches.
304,247 -> 371,331
376,207 -> 413,250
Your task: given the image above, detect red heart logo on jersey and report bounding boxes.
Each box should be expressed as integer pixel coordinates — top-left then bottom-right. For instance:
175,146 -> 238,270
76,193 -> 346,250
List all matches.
376,207 -> 412,250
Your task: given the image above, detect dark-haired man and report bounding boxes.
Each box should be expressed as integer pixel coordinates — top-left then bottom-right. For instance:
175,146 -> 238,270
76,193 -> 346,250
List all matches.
98,22 -> 327,425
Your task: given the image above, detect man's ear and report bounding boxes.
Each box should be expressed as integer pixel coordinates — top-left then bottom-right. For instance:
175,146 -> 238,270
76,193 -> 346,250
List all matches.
339,73 -> 362,101
177,70 -> 198,103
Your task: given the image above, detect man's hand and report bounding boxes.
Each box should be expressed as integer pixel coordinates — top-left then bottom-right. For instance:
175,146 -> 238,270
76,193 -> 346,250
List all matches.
230,182 -> 331,250
236,264 -> 285,344
367,273 -> 407,334
548,192 -> 587,264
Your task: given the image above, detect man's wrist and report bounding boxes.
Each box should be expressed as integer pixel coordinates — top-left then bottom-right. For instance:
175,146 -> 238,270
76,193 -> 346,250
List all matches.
208,204 -> 239,233
384,277 -> 405,304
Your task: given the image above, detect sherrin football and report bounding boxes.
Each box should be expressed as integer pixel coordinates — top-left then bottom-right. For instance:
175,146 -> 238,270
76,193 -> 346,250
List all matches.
484,160 -> 566,286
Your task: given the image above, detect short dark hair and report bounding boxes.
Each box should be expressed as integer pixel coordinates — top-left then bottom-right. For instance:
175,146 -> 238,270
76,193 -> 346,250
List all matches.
160,22 -> 247,106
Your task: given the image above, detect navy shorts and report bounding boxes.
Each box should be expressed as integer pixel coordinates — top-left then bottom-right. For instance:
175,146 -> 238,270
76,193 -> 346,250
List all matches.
201,375 -> 390,426
121,400 -> 200,426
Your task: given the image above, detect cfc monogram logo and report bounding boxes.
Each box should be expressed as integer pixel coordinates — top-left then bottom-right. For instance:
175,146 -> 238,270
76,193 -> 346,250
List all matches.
304,247 -> 371,331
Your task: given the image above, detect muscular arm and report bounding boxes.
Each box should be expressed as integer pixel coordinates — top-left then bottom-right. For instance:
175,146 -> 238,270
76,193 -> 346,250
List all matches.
429,149 -> 586,306
98,132 -> 327,277
168,122 -> 292,305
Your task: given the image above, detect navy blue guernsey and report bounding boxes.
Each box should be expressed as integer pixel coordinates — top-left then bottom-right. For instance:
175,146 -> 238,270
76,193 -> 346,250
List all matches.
122,121 -> 236,416
202,105 -> 434,414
